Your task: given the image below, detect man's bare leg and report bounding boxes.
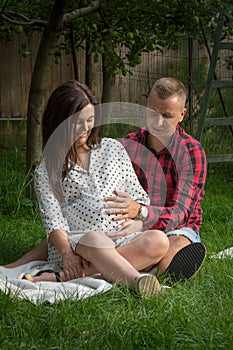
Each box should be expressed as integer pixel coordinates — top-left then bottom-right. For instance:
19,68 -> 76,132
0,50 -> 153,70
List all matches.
3,238 -> 48,268
158,235 -> 190,273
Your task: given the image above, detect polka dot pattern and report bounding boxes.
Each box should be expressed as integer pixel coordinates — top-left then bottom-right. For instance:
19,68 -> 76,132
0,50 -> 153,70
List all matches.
34,138 -> 150,265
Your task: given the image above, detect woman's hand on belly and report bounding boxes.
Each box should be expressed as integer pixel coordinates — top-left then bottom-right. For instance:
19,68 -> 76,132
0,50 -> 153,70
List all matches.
107,219 -> 143,241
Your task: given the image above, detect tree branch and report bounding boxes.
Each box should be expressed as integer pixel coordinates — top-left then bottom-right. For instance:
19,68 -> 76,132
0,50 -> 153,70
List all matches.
97,8 -> 110,28
1,1 -> 101,28
5,10 -> 38,22
0,0 -> 10,15
1,10 -> 46,26
63,0 -> 101,24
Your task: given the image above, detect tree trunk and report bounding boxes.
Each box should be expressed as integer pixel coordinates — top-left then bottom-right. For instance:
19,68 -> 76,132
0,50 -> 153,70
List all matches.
101,54 -> 116,103
26,0 -> 71,197
85,41 -> 92,87
101,54 -> 116,136
70,23 -> 79,80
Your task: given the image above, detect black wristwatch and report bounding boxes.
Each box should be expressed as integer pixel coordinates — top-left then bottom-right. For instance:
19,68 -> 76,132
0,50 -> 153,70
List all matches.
136,204 -> 149,221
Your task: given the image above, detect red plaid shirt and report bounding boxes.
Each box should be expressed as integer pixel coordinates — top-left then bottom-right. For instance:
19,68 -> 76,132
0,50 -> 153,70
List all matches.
121,126 -> 207,233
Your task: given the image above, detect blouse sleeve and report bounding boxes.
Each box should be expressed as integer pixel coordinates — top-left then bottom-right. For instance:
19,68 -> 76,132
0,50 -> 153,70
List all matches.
34,160 -> 70,237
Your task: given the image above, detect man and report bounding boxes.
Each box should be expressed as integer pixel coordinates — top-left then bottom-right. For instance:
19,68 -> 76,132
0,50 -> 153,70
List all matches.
105,77 -> 207,280
5,77 -> 207,282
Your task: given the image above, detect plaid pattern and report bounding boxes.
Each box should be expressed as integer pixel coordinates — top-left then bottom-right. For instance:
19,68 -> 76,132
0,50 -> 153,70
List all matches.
121,126 -> 207,233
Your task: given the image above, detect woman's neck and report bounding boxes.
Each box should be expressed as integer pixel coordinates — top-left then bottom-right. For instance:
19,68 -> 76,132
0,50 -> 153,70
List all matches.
75,144 -> 91,169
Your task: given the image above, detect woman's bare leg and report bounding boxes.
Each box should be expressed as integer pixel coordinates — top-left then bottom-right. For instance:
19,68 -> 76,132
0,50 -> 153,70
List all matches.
30,231 -> 165,292
70,229 -> 169,278
3,239 -> 48,268
21,231 -> 165,296
27,229 -> 169,282
74,231 -> 140,287
30,231 -> 140,287
116,230 -> 169,271
28,232 -> 139,285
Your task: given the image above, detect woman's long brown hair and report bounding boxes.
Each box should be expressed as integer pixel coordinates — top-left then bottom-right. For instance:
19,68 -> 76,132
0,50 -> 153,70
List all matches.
41,80 -> 101,201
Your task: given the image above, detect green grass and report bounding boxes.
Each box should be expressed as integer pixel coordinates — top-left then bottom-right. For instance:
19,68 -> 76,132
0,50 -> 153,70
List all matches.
0,147 -> 233,349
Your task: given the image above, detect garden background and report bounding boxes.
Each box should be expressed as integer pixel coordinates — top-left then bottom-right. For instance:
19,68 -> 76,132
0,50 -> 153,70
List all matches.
0,1 -> 232,349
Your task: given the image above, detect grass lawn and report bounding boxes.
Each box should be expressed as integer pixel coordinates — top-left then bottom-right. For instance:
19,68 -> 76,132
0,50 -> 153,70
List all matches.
0,147 -> 232,349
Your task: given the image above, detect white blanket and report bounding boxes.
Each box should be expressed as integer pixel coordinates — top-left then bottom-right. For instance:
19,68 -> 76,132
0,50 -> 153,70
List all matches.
0,261 -> 112,305
211,247 -> 233,259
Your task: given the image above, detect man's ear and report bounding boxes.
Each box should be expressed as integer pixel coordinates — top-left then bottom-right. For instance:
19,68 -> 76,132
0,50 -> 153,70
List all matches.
179,108 -> 187,122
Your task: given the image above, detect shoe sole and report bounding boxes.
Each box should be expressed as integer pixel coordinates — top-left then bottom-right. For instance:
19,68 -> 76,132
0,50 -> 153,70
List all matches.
165,242 -> 206,282
136,274 -> 161,297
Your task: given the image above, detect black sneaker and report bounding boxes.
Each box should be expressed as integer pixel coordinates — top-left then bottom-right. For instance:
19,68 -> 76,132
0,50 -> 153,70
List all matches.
164,242 -> 206,282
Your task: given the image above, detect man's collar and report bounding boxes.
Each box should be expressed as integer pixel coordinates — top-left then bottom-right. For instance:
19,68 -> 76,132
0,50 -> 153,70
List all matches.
143,124 -> 181,153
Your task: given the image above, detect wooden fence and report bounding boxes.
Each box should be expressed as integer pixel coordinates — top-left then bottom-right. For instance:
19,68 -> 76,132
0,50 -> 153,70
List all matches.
0,32 -> 232,119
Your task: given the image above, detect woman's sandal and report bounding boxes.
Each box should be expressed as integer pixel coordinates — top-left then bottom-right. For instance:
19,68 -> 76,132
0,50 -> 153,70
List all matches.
22,273 -> 34,282
135,274 -> 162,297
21,269 -> 62,282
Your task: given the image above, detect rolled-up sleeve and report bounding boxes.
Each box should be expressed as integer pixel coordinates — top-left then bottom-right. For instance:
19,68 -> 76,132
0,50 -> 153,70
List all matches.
34,161 -> 70,237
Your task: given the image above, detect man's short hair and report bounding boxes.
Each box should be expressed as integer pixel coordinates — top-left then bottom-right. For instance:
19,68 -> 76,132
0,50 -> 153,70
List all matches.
151,77 -> 187,100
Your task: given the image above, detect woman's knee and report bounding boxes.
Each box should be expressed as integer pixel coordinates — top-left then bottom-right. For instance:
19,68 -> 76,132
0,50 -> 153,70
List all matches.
76,231 -> 115,258
142,229 -> 169,257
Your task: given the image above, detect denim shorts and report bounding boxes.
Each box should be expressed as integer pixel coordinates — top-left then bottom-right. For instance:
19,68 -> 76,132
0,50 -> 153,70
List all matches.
166,227 -> 201,243
115,227 -> 201,248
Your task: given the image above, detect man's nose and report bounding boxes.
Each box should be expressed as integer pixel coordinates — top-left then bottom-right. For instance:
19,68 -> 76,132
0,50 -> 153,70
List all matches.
152,114 -> 164,126
156,115 -> 164,126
